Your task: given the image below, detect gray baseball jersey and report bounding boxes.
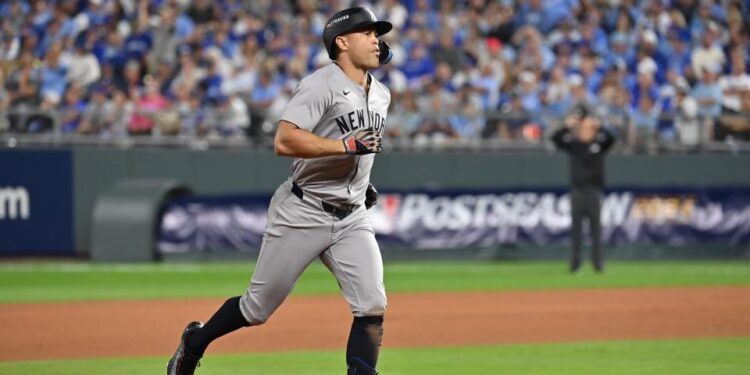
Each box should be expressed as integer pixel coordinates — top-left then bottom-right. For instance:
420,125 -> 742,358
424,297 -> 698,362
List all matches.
280,63 -> 390,205
239,63 -> 390,325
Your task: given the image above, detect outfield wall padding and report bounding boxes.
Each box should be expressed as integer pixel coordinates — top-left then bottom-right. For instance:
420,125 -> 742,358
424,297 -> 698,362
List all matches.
3,147 -> 750,257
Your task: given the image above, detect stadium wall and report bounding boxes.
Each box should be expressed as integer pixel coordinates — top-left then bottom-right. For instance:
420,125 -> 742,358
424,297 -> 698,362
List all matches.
2,148 -> 750,257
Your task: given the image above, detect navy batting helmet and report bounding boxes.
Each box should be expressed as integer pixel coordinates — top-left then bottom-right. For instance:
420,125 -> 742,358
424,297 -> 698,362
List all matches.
322,7 -> 392,60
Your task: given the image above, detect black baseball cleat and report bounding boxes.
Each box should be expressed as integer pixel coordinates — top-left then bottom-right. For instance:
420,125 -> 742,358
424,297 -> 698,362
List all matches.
167,321 -> 204,375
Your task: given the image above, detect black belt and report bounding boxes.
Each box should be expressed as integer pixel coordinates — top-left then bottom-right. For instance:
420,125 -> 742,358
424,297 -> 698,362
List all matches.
291,182 -> 356,220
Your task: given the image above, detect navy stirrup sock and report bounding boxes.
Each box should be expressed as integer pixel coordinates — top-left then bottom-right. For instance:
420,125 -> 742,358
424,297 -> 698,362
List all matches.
346,316 -> 384,370
186,296 -> 250,356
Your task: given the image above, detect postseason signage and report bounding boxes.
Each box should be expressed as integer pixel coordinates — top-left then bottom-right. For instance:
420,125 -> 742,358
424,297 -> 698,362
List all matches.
158,187 -> 750,253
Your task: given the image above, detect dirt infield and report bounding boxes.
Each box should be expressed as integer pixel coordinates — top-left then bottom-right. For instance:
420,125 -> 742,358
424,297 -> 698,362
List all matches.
2,286 -> 750,361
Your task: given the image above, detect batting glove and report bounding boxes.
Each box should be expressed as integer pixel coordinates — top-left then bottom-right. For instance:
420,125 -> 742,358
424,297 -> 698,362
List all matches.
343,129 -> 382,155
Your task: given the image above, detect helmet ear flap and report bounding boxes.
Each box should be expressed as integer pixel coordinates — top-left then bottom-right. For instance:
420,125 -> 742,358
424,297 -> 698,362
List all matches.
378,39 -> 392,65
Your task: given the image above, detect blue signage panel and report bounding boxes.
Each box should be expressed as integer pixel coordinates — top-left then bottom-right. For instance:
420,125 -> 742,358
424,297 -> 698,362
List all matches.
0,150 -> 74,255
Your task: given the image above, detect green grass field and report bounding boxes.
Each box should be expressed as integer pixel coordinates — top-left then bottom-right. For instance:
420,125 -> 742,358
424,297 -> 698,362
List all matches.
1,260 -> 749,303
1,338 -> 748,375
1,260 -> 749,374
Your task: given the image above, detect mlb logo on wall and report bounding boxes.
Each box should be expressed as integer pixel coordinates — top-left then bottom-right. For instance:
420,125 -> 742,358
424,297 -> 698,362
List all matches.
0,150 -> 74,255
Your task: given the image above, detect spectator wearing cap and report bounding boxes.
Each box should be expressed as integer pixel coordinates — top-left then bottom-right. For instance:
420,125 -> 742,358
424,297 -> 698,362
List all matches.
551,104 -> 616,273
636,29 -> 669,84
630,58 -> 660,109
662,28 -> 693,79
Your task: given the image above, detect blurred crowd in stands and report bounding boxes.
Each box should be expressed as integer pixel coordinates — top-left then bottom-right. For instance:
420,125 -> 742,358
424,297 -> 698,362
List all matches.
0,0 -> 748,151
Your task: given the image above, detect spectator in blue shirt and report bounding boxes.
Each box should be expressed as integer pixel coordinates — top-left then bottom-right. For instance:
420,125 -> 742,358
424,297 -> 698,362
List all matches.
59,85 -> 87,133
248,67 -> 281,126
629,94 -> 661,153
29,0 -> 53,36
691,66 -> 723,119
580,18 -> 610,57
401,43 -> 435,89
577,52 -> 604,96
124,22 -> 153,62
39,44 -> 67,106
603,32 -> 634,72
516,0 -> 558,34
662,29 -> 693,79
630,59 -> 660,110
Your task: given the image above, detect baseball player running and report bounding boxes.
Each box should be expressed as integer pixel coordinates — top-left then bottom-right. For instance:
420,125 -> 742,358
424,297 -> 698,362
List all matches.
168,7 -> 393,375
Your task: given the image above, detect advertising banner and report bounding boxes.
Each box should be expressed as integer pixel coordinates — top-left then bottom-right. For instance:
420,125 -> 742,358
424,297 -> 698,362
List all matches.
0,150 -> 74,254
157,187 -> 750,253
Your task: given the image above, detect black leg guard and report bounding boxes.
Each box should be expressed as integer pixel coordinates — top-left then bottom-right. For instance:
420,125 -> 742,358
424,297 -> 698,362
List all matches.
348,357 -> 379,375
186,296 -> 250,357
346,316 -> 383,374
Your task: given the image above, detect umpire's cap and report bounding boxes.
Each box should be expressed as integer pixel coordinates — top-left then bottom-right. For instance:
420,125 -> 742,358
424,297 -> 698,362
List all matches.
323,7 -> 392,60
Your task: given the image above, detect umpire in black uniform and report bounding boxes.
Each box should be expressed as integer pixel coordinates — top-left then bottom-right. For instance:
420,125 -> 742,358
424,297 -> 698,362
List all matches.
551,104 -> 616,273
